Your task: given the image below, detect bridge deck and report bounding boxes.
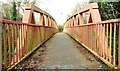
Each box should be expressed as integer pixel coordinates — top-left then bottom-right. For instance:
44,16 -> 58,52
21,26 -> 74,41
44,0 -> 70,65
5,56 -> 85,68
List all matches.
16,33 -> 109,69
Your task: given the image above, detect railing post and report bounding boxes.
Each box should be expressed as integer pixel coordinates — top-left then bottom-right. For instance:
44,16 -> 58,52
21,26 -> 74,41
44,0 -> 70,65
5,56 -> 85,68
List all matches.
0,23 -> 2,71
119,24 -> 120,68
73,16 -> 77,26
70,18 -> 72,27
49,17 -> 51,27
39,13 -> 44,25
45,16 -> 49,26
78,13 -> 83,25
49,18 -> 51,27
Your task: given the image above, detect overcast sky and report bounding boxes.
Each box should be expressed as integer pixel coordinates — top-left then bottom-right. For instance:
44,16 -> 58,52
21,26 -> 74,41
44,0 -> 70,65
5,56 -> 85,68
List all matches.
1,0 -> 89,25
36,0 -> 89,24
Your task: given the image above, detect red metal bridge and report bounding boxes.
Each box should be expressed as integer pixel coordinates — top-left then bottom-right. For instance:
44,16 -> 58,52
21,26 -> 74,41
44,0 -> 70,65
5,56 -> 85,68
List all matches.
0,3 -> 120,70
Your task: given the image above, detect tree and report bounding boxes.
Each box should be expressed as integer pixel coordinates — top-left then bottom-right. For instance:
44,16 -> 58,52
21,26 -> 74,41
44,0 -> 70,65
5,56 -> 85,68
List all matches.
1,3 -> 12,20
1,1 -> 23,21
11,1 -> 17,21
0,0 -> 41,21
89,0 -> 120,20
99,2 -> 120,20
68,2 -> 88,18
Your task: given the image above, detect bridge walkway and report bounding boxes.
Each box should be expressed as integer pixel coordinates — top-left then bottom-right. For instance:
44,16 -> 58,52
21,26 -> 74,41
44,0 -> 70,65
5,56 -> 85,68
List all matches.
16,33 -> 109,69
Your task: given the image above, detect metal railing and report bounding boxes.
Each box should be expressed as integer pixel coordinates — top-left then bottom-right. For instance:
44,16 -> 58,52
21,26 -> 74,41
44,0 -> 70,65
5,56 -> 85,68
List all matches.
64,3 -> 120,68
64,19 -> 120,68
0,3 -> 58,70
0,19 -> 57,70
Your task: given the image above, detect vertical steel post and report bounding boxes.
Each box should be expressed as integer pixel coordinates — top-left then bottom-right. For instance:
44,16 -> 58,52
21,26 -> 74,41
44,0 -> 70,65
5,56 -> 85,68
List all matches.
0,3 -> 2,70
0,23 -> 2,71
78,13 -> 83,25
119,24 -> 120,68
